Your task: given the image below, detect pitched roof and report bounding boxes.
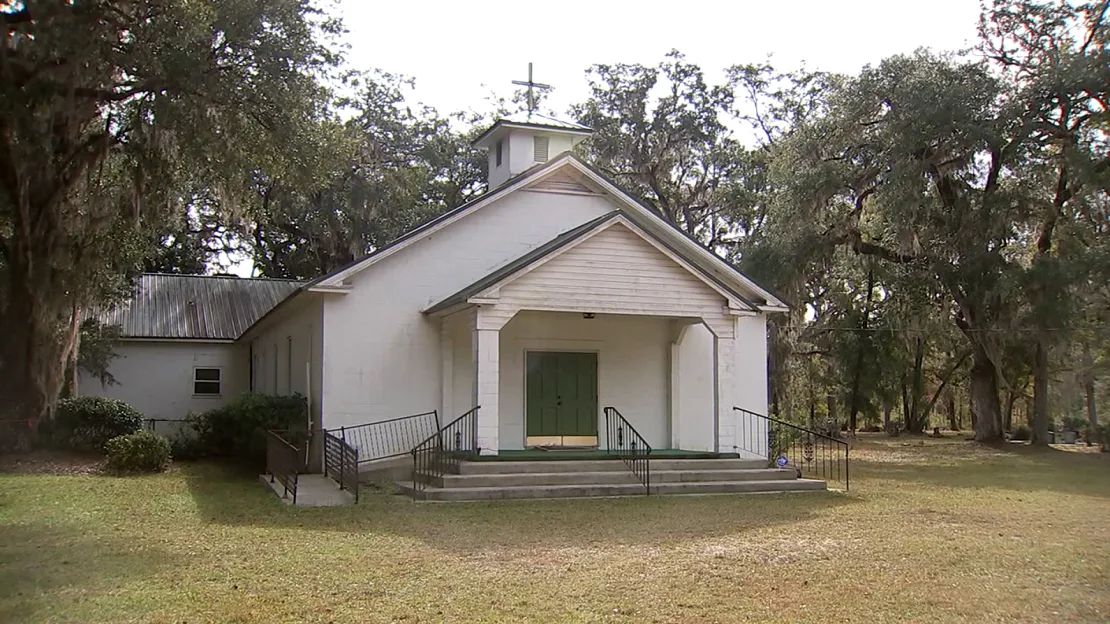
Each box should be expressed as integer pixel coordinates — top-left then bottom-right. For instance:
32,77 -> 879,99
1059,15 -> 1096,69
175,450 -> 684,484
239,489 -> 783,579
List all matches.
97,274 -> 302,340
423,212 -> 760,315
423,212 -> 621,314
472,114 -> 593,147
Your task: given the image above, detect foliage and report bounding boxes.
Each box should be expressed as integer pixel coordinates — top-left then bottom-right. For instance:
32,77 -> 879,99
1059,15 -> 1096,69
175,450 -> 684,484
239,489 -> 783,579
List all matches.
104,431 -> 172,473
1059,415 -> 1088,432
246,71 -> 487,280
51,397 -> 143,451
1011,425 -> 1032,441
74,318 -> 121,389
0,0 -> 343,430
188,393 -> 307,465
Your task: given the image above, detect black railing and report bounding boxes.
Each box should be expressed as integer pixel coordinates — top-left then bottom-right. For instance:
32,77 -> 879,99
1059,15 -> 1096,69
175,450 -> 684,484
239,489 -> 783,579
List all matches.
732,406 -> 850,491
411,406 -> 480,492
603,407 -> 651,495
266,429 -> 304,503
336,410 -> 441,466
323,429 -> 360,503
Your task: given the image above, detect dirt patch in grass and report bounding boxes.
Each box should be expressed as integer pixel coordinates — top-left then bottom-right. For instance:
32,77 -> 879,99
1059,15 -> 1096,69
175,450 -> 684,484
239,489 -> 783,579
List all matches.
0,450 -> 103,475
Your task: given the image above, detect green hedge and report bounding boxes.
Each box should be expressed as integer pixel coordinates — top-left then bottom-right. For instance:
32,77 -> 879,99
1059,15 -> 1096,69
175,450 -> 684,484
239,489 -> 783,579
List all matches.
105,431 -> 172,473
52,397 -> 144,451
188,393 -> 307,466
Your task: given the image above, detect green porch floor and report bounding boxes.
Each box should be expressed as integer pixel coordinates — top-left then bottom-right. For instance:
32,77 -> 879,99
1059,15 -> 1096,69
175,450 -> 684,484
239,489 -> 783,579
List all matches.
469,449 -> 724,461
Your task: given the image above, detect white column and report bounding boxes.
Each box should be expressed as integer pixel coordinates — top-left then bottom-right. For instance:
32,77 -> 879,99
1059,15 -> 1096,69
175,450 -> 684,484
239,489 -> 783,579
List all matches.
473,306 -> 514,455
710,317 -> 737,454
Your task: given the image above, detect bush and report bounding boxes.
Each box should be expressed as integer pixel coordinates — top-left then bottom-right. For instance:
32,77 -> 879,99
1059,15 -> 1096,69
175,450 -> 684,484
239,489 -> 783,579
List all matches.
104,431 -> 172,473
189,393 -> 307,466
1011,425 -> 1031,441
1098,424 -> 1110,452
52,397 -> 144,451
860,424 -> 883,433
1060,416 -> 1087,432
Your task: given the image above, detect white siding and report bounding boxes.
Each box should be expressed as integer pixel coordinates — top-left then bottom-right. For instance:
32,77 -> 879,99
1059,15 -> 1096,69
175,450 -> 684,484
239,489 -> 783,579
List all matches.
246,296 -> 323,429
495,223 -> 731,322
77,341 -> 247,421
320,188 -> 614,429
495,311 -> 672,449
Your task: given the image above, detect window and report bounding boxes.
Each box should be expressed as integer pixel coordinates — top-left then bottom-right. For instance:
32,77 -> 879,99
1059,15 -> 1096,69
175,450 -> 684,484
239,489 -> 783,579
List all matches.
495,139 -> 503,166
194,368 -> 221,395
533,136 -> 549,162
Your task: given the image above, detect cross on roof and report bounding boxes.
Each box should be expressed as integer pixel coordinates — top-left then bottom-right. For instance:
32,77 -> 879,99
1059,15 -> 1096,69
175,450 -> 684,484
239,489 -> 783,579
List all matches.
511,62 -> 552,116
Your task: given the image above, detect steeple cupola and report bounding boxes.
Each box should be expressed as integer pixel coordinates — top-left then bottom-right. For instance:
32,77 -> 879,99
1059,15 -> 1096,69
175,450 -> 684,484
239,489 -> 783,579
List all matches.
472,64 -> 592,188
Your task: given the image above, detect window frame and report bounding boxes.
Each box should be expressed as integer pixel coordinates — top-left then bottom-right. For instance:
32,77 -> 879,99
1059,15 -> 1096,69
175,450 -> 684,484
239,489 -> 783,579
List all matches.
495,139 -> 503,167
193,367 -> 222,397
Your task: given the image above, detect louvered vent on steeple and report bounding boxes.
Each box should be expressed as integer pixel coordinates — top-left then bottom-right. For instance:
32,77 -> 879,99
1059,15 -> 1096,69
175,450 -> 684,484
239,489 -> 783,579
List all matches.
533,136 -> 550,162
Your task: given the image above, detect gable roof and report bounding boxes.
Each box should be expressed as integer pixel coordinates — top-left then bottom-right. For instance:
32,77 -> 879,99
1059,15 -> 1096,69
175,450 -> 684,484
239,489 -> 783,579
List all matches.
96,274 -> 302,341
424,213 -> 758,315
307,152 -> 787,312
472,113 -> 593,148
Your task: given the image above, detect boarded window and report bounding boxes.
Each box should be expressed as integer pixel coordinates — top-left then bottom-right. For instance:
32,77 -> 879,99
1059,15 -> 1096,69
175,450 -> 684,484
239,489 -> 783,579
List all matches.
495,140 -> 503,166
194,367 -> 221,395
533,136 -> 549,162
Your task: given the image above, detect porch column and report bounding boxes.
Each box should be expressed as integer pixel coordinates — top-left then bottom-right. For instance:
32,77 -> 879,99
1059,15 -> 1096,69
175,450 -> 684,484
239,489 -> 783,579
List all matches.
708,317 -> 737,454
473,305 -> 514,455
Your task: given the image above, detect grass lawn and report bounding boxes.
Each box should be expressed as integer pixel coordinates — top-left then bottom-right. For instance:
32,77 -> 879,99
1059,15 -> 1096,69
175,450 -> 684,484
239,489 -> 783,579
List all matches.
1,437 -> 1108,623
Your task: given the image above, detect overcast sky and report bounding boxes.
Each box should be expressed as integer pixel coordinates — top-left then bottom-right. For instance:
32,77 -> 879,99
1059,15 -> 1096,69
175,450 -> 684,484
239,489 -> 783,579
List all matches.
337,0 -> 983,116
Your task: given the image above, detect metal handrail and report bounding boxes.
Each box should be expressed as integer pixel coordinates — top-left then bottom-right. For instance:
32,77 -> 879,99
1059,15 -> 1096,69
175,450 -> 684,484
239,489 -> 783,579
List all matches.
732,406 -> 850,491
335,410 -> 441,466
603,407 -> 651,495
411,406 -> 480,493
266,429 -> 303,503
323,429 -> 360,503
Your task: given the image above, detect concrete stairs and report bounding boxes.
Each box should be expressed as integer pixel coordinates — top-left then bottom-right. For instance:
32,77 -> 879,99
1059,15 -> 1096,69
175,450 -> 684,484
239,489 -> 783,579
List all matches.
397,457 -> 827,501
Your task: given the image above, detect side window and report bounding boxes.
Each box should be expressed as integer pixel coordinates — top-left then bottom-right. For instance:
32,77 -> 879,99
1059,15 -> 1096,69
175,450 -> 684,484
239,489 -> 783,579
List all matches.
194,367 -> 221,396
495,139 -> 503,166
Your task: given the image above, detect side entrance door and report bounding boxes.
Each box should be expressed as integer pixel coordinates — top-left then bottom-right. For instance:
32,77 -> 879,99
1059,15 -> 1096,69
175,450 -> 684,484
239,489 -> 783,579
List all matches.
525,351 -> 598,447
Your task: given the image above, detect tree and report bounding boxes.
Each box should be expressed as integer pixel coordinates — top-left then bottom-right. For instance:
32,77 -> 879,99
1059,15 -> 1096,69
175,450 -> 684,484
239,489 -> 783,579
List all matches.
980,0 -> 1110,445
0,1 -> 341,434
573,51 -> 747,242
246,71 -> 486,279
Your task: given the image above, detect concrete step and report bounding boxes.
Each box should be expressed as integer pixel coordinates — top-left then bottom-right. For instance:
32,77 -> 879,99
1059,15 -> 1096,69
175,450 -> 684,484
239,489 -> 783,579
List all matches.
398,478 -> 826,502
433,468 -> 797,488
456,458 -> 767,475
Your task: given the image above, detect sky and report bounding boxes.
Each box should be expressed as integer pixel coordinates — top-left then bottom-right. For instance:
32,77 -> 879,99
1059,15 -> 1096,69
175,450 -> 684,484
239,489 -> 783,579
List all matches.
337,0 -> 984,117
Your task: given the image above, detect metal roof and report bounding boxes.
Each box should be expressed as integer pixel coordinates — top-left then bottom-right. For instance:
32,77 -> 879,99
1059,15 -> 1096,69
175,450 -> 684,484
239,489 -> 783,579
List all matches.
472,114 -> 593,147
97,274 -> 302,340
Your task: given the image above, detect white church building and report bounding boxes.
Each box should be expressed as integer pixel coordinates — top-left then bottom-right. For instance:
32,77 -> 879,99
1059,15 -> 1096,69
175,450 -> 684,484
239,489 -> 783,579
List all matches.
80,115 -> 827,499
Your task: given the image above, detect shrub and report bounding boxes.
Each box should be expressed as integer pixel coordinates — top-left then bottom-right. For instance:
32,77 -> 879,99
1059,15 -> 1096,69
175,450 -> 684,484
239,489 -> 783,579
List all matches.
52,397 -> 144,451
860,424 -> 883,433
189,393 -> 307,466
1060,416 -> 1087,432
1011,425 -> 1031,441
1098,424 -> 1110,452
104,431 -> 172,473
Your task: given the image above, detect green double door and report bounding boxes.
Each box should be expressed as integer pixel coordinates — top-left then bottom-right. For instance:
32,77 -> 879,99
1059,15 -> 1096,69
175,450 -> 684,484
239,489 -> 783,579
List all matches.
525,352 -> 598,447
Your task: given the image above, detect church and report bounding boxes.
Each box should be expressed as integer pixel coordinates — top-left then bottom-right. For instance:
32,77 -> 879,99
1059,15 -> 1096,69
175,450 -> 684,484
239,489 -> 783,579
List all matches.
80,111 -> 827,500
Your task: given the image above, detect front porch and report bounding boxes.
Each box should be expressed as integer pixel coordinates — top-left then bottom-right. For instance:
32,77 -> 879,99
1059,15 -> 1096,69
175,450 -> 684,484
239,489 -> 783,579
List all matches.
438,308 -> 764,456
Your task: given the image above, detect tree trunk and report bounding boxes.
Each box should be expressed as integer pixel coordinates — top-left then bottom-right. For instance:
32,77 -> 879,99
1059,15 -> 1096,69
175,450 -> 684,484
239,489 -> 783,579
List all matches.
882,399 -> 892,430
1086,378 -> 1098,446
1030,338 -> 1051,446
827,393 -> 839,432
847,269 -> 875,434
946,389 -> 958,431
1003,390 -> 1016,434
969,347 -> 1003,442
0,283 -> 71,440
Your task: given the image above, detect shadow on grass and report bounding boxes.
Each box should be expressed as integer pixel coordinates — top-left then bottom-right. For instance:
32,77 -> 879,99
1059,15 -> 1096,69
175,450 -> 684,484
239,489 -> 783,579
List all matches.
0,524 -> 177,622
852,442 -> 1110,499
182,461 -> 859,551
